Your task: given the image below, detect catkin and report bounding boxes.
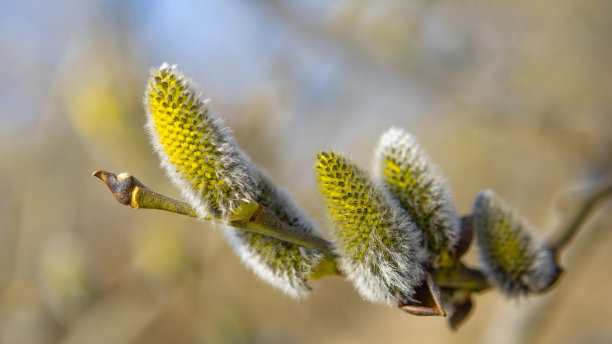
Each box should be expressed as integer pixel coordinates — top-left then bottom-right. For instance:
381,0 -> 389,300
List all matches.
315,150 -> 425,305
473,190 -> 560,296
374,127 -> 458,264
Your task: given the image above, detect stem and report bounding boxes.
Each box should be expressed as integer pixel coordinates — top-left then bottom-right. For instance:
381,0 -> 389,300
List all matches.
432,263 -> 491,293
548,176 -> 612,255
232,204 -> 336,257
94,171 -> 201,218
93,170 -> 338,267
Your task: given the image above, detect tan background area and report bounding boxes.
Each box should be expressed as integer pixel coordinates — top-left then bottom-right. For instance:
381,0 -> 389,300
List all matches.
1,1 -> 611,343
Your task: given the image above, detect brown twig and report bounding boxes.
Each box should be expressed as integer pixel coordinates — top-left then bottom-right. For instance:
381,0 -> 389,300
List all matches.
93,170 -> 199,217
93,170 -> 338,271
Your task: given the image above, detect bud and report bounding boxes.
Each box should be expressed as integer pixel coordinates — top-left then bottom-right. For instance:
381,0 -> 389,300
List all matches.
473,190 -> 561,296
315,150 -> 425,305
373,127 -> 459,264
225,177 -> 323,298
144,63 -> 261,219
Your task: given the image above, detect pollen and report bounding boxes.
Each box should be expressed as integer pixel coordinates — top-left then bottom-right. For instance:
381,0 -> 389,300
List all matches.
374,128 -> 459,265
144,63 -> 260,218
315,150 -> 424,305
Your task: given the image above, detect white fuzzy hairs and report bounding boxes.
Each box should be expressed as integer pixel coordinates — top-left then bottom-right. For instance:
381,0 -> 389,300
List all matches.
373,127 -> 459,262
144,63 -> 324,298
473,190 -> 560,296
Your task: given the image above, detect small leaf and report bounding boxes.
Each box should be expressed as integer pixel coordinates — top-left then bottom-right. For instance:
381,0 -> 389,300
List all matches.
454,215 -> 475,259
315,150 -> 426,305
398,272 -> 445,316
440,288 -> 473,330
448,297 -> 472,330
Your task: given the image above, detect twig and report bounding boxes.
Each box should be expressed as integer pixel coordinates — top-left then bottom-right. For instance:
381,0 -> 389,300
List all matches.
93,170 -> 339,269
93,170 -> 199,218
548,176 -> 612,255
432,263 -> 491,292
93,170 -> 506,291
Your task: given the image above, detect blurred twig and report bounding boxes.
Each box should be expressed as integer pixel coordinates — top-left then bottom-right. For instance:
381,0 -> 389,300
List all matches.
548,175 -> 612,256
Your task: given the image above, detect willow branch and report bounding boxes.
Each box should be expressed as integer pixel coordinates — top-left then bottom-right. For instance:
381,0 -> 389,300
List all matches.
93,170 -> 515,288
548,176 -> 612,255
93,170 -> 199,218
93,170 -> 337,263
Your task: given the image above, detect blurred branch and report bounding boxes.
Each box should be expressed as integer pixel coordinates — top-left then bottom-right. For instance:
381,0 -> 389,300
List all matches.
548,175 -> 612,255
259,0 -> 448,92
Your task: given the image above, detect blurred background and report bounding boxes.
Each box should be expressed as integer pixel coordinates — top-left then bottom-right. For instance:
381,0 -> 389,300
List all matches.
1,0 -> 611,343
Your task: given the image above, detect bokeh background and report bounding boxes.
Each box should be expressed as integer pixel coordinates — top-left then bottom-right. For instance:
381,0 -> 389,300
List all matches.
1,1 -> 611,343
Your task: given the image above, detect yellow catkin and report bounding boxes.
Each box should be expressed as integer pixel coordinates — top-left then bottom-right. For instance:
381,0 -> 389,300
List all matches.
225,177 -> 323,298
145,63 -> 260,218
374,128 -> 458,265
144,64 -> 324,298
473,190 -> 559,296
315,150 -> 424,305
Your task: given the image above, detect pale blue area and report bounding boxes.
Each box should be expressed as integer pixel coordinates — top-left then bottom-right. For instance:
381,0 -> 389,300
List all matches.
137,1 -> 272,93
0,0 -> 427,133
0,0 -> 93,127
134,1 -> 347,104
0,0 -> 346,127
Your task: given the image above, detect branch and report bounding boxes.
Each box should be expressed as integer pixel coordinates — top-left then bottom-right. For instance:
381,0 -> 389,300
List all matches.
92,170 -> 495,301
432,263 -> 491,292
93,170 -> 338,262
547,176 -> 612,255
93,170 -> 199,217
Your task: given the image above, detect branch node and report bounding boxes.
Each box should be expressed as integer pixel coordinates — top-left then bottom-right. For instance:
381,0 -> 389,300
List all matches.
93,170 -> 142,207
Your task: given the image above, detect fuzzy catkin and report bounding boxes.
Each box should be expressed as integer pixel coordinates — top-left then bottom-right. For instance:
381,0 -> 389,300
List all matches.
225,176 -> 323,298
315,150 -> 425,305
473,190 -> 559,297
144,63 -> 323,298
144,63 -> 261,219
374,127 -> 458,263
